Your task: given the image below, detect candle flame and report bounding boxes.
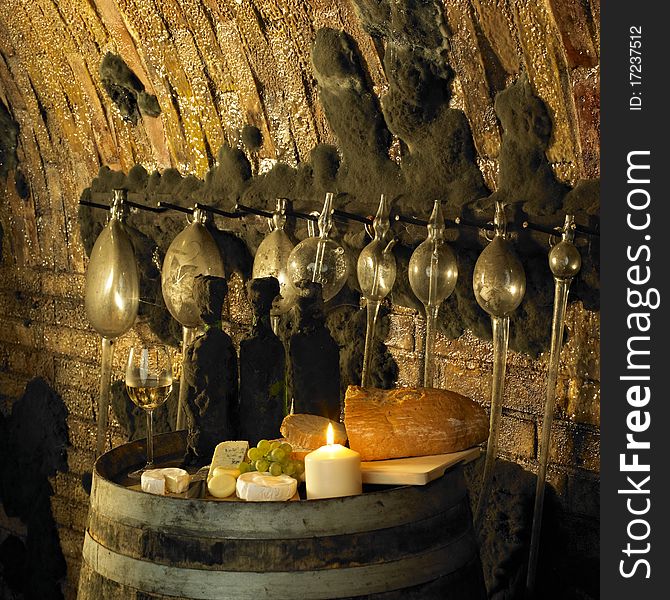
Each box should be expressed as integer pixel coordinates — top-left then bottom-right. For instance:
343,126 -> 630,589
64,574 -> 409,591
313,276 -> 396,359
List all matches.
326,423 -> 334,445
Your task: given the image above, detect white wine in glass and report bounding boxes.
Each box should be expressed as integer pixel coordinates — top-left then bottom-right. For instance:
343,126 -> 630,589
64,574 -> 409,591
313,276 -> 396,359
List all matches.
125,344 -> 172,479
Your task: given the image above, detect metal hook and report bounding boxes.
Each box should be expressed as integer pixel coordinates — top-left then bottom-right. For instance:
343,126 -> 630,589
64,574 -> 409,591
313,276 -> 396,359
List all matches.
454,215 -> 496,235
156,201 -> 196,224
523,218 -> 598,240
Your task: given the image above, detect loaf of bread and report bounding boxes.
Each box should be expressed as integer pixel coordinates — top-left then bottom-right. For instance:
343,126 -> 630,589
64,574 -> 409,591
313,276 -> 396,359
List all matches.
344,386 -> 488,461
280,414 -> 347,450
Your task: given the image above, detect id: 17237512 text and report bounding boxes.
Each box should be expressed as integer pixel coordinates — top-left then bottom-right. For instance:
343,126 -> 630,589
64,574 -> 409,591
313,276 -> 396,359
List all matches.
629,26 -> 642,111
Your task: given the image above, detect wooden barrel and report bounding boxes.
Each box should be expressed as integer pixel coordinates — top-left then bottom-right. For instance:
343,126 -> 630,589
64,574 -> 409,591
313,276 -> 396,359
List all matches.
78,431 -> 486,599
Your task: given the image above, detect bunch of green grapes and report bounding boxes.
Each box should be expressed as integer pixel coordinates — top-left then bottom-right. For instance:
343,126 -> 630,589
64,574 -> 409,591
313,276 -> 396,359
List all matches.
239,440 -> 305,479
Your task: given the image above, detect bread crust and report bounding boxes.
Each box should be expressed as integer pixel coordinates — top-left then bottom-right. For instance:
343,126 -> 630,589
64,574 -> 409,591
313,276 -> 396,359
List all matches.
344,386 -> 489,461
280,414 -> 347,450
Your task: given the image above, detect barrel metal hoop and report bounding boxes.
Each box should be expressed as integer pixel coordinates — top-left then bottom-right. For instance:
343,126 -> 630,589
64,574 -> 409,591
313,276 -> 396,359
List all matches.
85,500 -> 472,571
90,468 -> 467,540
82,530 -> 477,599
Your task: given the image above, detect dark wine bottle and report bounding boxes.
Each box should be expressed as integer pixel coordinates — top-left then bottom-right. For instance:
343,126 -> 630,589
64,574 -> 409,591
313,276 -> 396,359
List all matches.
238,277 -> 286,446
183,275 -> 238,464
288,281 -> 341,421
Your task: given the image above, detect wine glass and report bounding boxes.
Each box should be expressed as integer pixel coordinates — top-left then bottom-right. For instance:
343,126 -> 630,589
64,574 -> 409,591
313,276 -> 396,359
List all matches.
125,344 -> 173,479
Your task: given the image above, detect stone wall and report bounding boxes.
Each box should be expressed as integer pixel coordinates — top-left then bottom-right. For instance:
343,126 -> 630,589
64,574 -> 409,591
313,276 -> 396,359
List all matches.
0,1 -> 599,598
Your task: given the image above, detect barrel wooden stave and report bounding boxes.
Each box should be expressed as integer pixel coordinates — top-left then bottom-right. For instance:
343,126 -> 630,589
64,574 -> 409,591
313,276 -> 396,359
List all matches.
78,557 -> 485,600
86,500 -> 472,571
78,432 -> 486,600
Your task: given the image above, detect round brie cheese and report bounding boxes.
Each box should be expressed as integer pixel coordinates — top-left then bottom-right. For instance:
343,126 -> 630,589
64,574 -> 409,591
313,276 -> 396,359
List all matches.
235,472 -> 297,502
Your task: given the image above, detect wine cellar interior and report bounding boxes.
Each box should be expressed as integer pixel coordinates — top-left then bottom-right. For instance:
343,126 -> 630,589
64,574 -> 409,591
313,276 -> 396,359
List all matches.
0,1 -> 599,598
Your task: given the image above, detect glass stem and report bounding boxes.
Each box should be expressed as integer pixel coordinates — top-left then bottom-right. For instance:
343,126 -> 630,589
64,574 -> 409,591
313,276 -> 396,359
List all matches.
312,238 -> 327,283
527,278 -> 571,594
474,315 -> 510,530
96,336 -> 115,457
423,304 -> 440,387
176,326 -> 197,430
271,315 -> 280,336
361,299 -> 381,388
146,409 -> 155,468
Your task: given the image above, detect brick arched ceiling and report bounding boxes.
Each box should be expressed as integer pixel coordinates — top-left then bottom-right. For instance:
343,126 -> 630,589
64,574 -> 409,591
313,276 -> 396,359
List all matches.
0,0 -> 599,274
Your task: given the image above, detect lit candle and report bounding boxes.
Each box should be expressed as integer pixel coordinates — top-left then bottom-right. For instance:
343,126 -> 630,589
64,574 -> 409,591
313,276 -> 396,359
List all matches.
305,424 -> 362,500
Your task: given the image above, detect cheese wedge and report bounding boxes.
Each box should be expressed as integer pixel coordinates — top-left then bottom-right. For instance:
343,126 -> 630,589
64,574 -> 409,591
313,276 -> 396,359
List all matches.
235,472 -> 297,502
140,468 -> 190,495
161,468 -> 190,493
141,469 -> 166,495
208,441 -> 250,481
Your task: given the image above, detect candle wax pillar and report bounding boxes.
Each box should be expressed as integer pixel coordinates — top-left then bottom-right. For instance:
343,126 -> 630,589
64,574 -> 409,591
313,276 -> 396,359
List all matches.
305,443 -> 362,500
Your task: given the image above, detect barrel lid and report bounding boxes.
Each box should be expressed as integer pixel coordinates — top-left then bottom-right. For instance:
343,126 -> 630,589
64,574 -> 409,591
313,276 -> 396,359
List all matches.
91,431 -> 467,540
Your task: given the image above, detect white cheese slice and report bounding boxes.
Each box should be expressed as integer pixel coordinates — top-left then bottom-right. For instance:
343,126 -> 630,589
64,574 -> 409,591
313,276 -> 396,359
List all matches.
235,472 -> 297,502
141,469 -> 166,495
208,441 -> 250,481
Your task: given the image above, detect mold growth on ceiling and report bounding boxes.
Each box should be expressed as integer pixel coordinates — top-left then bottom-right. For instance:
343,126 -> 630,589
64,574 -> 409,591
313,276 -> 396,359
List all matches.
310,27 -> 397,204
79,2 -> 599,359
351,0 -> 489,212
0,94 -> 26,261
0,99 -> 19,180
100,53 -> 161,125
487,75 -> 570,217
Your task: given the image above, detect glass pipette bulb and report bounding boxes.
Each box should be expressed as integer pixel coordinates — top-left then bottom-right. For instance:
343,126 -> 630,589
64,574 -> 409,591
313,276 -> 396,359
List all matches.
357,195 -> 397,387
408,200 -> 458,387
252,198 -> 297,316
161,207 -> 225,329
287,192 -> 349,302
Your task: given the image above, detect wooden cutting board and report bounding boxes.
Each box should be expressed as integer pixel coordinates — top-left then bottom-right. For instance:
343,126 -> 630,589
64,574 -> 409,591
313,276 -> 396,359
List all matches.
360,447 -> 481,485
